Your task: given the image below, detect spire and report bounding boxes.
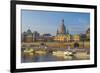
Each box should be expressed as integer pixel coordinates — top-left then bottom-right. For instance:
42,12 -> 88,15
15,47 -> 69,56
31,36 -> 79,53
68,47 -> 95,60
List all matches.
86,28 -> 90,34
56,28 -> 59,35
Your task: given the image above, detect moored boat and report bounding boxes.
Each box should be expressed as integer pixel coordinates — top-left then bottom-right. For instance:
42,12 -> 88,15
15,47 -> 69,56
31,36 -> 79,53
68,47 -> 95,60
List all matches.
52,51 -> 73,56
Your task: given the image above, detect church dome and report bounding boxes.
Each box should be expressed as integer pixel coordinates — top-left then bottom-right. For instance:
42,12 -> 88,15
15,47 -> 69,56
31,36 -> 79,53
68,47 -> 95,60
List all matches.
27,29 -> 32,34
59,19 -> 66,35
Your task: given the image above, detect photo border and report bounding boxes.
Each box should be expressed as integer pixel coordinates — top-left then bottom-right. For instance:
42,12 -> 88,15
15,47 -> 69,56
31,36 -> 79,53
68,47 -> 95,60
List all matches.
10,1 -> 97,72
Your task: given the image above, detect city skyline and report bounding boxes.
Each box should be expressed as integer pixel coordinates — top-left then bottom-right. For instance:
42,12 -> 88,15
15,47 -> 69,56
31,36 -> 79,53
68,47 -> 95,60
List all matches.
21,10 -> 90,36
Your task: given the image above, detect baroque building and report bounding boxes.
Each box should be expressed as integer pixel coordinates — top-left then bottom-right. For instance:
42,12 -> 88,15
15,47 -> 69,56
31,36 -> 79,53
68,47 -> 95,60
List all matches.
54,19 -> 70,42
22,29 -> 53,42
72,34 -> 80,42
33,31 -> 40,42
22,29 -> 33,43
57,19 -> 68,35
86,28 -> 90,41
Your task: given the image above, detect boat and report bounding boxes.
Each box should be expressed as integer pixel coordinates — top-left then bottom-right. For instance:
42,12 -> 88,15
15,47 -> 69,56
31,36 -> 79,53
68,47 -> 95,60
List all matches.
64,51 -> 73,56
23,48 -> 34,53
52,51 -> 73,56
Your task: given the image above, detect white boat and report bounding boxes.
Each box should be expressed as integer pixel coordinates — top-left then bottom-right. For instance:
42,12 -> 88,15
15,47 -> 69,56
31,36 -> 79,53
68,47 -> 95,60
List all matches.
52,51 -> 73,56
64,51 -> 73,56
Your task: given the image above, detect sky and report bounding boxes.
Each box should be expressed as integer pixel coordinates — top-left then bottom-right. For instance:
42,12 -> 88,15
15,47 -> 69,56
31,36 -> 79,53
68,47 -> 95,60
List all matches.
21,10 -> 90,36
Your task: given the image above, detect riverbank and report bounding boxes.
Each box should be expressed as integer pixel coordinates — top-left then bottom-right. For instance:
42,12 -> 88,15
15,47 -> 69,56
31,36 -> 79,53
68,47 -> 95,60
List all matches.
22,48 -> 90,61
22,41 -> 90,49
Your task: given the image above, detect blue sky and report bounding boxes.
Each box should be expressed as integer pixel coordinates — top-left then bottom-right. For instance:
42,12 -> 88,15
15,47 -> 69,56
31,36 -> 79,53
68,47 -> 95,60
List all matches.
21,10 -> 90,36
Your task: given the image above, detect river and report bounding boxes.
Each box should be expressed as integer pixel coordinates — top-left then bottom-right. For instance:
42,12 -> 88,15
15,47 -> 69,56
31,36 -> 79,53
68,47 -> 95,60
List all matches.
21,53 -> 89,63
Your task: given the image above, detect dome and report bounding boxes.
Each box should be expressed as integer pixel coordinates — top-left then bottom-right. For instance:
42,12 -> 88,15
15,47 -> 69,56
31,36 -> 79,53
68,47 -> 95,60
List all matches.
27,29 -> 32,34
59,19 -> 66,34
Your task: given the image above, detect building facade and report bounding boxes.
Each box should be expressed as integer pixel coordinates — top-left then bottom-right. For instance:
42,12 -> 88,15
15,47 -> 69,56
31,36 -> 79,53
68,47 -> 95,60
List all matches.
86,28 -> 90,41
22,20 -> 89,43
54,19 -> 70,42
22,29 -> 33,43
72,34 -> 80,42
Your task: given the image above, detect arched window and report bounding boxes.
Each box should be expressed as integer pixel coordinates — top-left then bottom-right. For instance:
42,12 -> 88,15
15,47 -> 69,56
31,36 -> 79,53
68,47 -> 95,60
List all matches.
74,42 -> 79,48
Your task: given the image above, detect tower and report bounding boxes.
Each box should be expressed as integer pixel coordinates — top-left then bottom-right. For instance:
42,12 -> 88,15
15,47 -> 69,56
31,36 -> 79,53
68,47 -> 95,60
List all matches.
56,29 -> 59,35
59,19 -> 66,34
56,19 -> 66,35
55,19 -> 70,42
24,29 -> 33,43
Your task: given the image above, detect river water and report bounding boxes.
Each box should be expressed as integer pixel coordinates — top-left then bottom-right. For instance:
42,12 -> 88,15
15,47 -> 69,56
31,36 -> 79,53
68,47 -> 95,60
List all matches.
21,53 -> 89,63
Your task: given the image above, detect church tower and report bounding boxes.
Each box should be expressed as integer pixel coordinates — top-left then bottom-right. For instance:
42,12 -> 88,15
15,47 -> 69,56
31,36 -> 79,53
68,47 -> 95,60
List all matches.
59,19 -> 66,34
55,19 -> 70,42
56,28 -> 59,35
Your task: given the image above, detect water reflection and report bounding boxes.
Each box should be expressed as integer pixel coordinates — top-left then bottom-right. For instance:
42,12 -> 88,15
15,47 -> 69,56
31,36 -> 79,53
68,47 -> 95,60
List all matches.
21,53 -> 86,63
21,47 -> 90,63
